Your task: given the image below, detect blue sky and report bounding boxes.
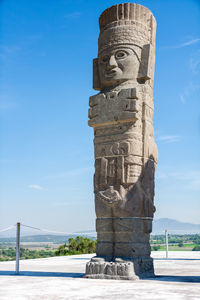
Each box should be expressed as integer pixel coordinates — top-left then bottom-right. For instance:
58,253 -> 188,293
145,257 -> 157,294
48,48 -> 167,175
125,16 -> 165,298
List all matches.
0,0 -> 200,233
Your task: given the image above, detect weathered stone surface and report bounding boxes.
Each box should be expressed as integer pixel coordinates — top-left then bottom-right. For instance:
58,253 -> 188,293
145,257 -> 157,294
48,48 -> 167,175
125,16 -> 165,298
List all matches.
85,2 -> 157,280
85,257 -> 154,280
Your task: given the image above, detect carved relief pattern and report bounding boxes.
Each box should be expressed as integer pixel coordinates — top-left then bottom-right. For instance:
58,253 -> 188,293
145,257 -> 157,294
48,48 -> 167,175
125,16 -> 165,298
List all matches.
90,84 -> 157,219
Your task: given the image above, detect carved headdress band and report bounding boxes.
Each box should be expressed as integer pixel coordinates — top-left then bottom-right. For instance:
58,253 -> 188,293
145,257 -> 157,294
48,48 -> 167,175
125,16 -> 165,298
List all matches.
98,3 -> 156,54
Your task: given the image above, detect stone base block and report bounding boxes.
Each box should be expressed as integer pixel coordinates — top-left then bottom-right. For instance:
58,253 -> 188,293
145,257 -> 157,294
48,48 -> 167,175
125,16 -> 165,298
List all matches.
84,256 -> 154,280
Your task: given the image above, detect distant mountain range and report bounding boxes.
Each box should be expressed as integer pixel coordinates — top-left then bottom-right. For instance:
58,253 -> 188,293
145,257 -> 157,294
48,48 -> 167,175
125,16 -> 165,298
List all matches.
152,218 -> 200,234
0,234 -> 78,243
0,218 -> 199,242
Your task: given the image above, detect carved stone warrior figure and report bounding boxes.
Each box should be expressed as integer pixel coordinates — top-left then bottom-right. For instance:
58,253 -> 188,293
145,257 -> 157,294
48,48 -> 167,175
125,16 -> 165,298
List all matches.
85,3 -> 158,280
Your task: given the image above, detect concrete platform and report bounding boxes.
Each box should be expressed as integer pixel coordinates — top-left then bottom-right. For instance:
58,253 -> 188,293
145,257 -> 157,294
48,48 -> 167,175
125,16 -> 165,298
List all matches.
0,251 -> 199,299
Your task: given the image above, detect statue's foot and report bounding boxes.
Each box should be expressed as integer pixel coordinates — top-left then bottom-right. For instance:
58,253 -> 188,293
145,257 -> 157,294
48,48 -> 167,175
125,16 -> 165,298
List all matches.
91,256 -> 112,262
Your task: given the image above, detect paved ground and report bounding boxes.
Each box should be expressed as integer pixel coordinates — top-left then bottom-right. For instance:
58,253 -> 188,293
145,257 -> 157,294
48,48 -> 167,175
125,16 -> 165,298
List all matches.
0,251 -> 199,300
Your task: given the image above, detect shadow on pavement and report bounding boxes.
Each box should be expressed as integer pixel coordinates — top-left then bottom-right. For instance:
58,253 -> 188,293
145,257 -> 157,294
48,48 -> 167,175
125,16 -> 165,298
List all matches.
0,271 -> 199,282
149,275 -> 200,283
0,271 -> 84,278
153,258 -> 200,261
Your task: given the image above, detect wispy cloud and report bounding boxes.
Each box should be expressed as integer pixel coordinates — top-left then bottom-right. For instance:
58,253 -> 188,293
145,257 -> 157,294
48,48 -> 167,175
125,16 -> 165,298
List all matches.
157,135 -> 181,143
170,171 -> 200,191
156,171 -> 168,179
52,202 -> 78,207
161,37 -> 200,49
24,33 -> 43,43
0,45 -> 21,61
179,82 -> 200,103
0,34 -> 42,62
189,49 -> 200,74
0,93 -> 18,111
176,38 -> 200,48
44,167 -> 91,180
0,101 -> 17,110
188,177 -> 200,191
64,12 -> 82,19
0,45 -> 21,55
156,169 -> 200,191
28,185 -> 44,190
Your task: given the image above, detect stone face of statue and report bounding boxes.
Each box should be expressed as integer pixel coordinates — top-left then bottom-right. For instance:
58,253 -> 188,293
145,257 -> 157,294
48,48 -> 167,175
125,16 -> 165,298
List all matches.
98,46 -> 140,89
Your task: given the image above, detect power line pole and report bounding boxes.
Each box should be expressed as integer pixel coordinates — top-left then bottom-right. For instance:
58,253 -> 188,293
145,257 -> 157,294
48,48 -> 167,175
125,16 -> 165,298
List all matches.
16,222 -> 20,274
165,229 -> 168,259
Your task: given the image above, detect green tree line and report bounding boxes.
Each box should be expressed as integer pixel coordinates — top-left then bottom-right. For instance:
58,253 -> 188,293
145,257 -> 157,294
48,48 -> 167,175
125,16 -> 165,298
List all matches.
1,234 -> 200,261
55,236 -> 97,256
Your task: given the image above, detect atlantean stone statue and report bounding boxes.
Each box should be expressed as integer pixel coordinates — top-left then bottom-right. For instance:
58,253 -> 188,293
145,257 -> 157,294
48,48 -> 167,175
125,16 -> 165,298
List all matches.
85,3 -> 158,280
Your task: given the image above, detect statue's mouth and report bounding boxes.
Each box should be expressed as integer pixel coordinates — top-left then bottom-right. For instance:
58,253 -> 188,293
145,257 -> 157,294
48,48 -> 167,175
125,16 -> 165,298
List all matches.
105,69 -> 118,77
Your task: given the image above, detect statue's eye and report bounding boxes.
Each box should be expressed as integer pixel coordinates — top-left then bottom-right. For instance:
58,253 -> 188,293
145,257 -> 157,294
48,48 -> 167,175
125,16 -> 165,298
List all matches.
115,51 -> 127,59
102,55 -> 109,62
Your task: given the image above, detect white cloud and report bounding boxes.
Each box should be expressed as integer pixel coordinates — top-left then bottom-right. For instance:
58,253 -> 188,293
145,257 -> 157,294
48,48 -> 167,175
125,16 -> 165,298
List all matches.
0,34 -> 42,61
162,37 -> 200,49
176,38 -> 200,48
0,101 -> 17,110
157,135 -> 181,143
0,45 -> 21,55
189,49 -> 200,74
0,94 -> 18,111
172,171 -> 200,191
28,185 -> 44,190
64,12 -> 82,19
179,82 -> 200,103
187,178 -> 200,191
0,91 -> 19,111
180,95 -> 185,103
156,171 -> 168,179
52,202 -> 76,207
158,170 -> 200,191
44,167 -> 91,180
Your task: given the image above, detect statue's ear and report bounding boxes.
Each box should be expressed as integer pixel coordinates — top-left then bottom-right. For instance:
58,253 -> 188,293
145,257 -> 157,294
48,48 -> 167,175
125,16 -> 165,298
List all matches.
93,58 -> 101,91
138,44 -> 155,83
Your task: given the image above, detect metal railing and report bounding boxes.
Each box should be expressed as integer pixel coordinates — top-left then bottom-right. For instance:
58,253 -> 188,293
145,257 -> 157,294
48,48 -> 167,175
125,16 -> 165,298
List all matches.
0,222 -> 96,274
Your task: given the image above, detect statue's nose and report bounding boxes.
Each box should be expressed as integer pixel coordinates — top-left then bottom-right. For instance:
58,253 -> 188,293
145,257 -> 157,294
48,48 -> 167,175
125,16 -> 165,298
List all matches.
107,55 -> 117,69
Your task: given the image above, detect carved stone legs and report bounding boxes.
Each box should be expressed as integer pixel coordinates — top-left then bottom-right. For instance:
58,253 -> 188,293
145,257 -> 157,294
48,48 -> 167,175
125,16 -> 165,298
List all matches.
85,217 -> 155,279
96,217 -> 152,257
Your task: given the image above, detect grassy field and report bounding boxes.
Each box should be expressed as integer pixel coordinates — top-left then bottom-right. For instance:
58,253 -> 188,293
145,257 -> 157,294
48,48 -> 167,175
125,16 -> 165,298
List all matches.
151,244 -> 199,251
